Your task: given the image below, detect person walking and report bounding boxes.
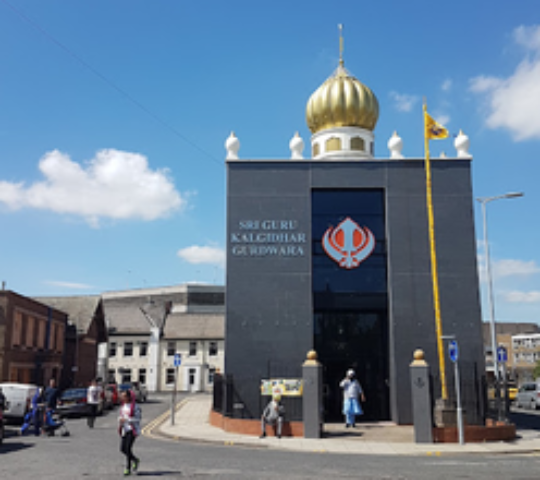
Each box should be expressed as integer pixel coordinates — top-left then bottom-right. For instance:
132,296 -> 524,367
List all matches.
118,390 -> 141,476
43,378 -> 59,413
339,369 -> 365,428
87,379 -> 102,428
260,393 -> 285,439
20,388 -> 43,436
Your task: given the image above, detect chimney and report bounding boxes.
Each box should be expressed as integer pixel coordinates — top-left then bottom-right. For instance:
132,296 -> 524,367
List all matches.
1,281 -> 5,291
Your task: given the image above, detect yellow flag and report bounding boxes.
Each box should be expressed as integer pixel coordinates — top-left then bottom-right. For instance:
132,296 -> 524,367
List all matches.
424,111 -> 449,140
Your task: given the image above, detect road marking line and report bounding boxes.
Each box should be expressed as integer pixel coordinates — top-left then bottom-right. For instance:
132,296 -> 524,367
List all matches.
141,398 -> 189,439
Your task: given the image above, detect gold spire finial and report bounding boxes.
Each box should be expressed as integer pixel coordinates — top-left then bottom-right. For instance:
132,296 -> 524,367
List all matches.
338,24 -> 344,67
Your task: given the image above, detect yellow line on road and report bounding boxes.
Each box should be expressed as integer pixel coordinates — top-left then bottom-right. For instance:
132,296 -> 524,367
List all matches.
141,398 -> 189,439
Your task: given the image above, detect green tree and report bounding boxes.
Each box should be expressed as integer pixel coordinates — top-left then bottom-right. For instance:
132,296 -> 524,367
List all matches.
533,360 -> 540,380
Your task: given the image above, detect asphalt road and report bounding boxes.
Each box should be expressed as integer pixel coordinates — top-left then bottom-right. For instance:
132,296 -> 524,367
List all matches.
2,395 -> 540,479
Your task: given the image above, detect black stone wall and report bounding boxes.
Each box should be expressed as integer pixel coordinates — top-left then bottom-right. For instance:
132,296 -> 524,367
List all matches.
225,159 -> 485,424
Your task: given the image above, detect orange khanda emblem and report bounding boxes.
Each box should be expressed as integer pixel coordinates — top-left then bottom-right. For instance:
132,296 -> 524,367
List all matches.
322,217 -> 375,269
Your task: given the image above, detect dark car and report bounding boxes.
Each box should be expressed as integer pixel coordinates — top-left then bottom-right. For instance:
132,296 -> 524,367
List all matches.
57,388 -> 103,417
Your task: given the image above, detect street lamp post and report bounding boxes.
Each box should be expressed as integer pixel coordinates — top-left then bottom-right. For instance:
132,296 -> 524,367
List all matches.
476,192 -> 523,420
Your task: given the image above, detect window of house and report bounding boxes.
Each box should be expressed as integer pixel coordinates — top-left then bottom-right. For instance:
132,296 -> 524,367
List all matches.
208,367 -> 216,384
167,341 -> 175,356
140,342 -> 148,357
25,316 -> 34,347
124,342 -> 133,357
56,324 -> 64,353
139,368 -> 146,385
49,323 -> 56,351
209,341 -> 218,356
25,316 -> 35,347
12,312 -> 22,346
110,342 -> 117,357
166,368 -> 175,385
121,369 -> 132,383
37,320 -> 46,349
189,341 -> 197,356
108,369 -> 116,383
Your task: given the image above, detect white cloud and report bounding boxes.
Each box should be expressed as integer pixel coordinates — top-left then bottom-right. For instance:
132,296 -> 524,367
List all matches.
177,245 -> 225,268
514,25 -> 540,51
389,91 -> 419,112
44,280 -> 93,290
441,79 -> 452,92
435,114 -> 451,126
0,149 -> 184,226
469,24 -> 540,141
469,76 -> 503,93
493,259 -> 540,278
477,255 -> 540,282
501,290 -> 540,303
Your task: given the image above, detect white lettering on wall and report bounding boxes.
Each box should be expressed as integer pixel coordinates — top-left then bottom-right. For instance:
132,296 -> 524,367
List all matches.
231,220 -> 306,257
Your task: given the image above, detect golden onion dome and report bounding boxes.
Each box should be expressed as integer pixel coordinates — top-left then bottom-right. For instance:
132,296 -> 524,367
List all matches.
306,63 -> 379,134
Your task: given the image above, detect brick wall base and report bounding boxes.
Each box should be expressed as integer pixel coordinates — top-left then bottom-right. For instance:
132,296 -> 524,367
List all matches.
433,423 -> 516,443
210,409 -> 304,437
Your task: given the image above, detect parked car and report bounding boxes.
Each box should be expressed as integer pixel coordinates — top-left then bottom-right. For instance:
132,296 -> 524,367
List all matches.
106,384 -> 120,406
0,383 -> 38,420
515,382 -> 540,410
0,397 -> 5,445
118,382 -> 147,403
57,388 -> 103,417
102,385 -> 114,410
131,382 -> 148,403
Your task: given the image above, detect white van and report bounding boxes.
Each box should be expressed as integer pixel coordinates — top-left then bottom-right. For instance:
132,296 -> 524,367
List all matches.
0,383 -> 38,419
515,382 -> 540,410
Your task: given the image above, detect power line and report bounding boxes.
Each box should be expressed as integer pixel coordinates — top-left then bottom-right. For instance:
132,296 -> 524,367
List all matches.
1,0 -> 222,167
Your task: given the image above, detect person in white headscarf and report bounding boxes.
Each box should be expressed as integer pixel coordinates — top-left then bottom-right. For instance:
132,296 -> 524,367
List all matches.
340,369 -> 365,428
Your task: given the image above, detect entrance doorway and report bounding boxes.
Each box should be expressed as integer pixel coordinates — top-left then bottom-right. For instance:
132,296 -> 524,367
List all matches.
311,188 -> 389,422
314,310 -> 390,422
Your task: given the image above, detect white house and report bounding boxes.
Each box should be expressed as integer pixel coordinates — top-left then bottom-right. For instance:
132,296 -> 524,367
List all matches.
102,284 -> 224,392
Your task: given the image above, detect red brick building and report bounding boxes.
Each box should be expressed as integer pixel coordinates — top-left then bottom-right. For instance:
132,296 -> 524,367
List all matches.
35,296 -> 107,388
0,290 -> 68,386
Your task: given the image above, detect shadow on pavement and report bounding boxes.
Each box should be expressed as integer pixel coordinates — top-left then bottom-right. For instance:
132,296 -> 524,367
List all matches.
3,428 -> 26,438
509,410 -> 540,431
135,471 -> 182,477
0,442 -> 34,454
323,430 -> 364,438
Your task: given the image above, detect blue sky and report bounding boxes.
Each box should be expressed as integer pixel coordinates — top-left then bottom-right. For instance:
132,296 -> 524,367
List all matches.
0,1 -> 539,324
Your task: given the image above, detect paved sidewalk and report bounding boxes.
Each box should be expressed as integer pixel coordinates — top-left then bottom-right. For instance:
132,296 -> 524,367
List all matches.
155,395 -> 540,456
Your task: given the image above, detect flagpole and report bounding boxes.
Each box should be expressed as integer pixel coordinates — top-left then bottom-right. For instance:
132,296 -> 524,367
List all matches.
423,102 -> 448,401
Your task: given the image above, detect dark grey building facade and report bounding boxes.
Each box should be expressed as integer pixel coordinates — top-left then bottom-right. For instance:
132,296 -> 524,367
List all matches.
225,158 -> 486,425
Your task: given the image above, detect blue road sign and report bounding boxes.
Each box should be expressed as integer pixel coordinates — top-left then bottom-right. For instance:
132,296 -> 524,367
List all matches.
497,346 -> 508,363
174,353 -> 182,367
448,340 -> 459,363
